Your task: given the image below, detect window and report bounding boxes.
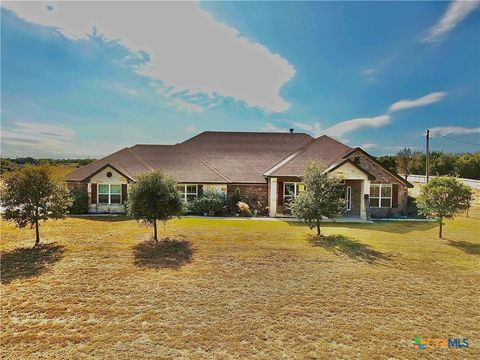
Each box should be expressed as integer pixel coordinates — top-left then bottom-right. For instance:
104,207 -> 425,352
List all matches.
283,182 -> 305,204
177,184 -> 198,202
98,184 -> 122,205
345,186 -> 352,211
369,184 -> 392,208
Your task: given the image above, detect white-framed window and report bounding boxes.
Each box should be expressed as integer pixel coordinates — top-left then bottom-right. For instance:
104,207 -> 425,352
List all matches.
369,184 -> 392,208
98,184 -> 122,205
284,182 -> 305,204
345,186 -> 352,211
177,184 -> 198,202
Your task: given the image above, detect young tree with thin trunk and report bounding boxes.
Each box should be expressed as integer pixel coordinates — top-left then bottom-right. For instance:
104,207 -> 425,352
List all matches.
396,147 -> 421,181
290,162 -> 347,236
417,176 -> 472,238
0,165 -> 73,247
127,171 -> 183,242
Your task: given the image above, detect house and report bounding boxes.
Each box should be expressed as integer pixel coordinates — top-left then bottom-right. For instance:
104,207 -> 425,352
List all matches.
66,131 -> 413,219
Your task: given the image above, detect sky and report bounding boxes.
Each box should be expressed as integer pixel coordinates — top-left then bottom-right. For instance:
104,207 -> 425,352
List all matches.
1,1 -> 479,158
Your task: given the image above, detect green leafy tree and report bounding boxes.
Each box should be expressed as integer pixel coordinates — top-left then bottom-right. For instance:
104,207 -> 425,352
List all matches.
127,171 -> 183,242
0,165 -> 73,247
376,155 -> 396,173
396,148 -> 421,181
455,152 -> 480,179
417,176 -> 472,238
290,162 -> 346,235
192,189 -> 226,215
230,187 -> 241,214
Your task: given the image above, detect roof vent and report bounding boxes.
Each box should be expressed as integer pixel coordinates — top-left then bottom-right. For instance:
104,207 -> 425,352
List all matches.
289,128 -> 294,134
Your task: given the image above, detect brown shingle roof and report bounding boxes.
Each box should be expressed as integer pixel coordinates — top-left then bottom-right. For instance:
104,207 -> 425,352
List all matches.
264,135 -> 352,177
181,131 -> 313,183
66,144 -> 228,183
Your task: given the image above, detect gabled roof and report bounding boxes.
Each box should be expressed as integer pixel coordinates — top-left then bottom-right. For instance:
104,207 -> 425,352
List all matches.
182,131 -> 313,183
66,144 -> 229,183
66,131 -> 410,186
264,135 -> 352,177
341,147 -> 414,188
325,158 -> 376,180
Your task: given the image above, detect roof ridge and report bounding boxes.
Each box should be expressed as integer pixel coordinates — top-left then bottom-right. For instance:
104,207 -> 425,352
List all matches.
179,144 -> 232,183
263,135 -> 353,176
127,147 -> 155,172
263,136 -> 320,176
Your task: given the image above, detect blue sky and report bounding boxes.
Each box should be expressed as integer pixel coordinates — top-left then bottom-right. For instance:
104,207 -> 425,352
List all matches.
1,1 -> 479,158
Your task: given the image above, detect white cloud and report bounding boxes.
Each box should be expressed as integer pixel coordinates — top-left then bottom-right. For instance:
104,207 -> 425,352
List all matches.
1,122 -> 118,158
361,68 -> 378,82
260,122 -> 285,132
359,143 -> 379,150
2,1 -> 294,112
430,126 -> 480,137
422,0 -> 480,43
388,92 -> 446,112
293,115 -> 390,139
185,125 -> 199,133
169,98 -> 204,114
293,122 -> 323,137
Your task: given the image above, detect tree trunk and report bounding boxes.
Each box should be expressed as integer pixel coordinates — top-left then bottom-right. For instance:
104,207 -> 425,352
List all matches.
438,216 -> 443,239
35,219 -> 40,247
153,219 -> 158,243
316,218 -> 321,236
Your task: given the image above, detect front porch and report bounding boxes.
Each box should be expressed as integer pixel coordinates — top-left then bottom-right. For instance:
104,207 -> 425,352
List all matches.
267,161 -> 372,220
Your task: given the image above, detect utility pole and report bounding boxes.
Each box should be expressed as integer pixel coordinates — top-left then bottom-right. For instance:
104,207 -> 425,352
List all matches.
425,129 -> 430,183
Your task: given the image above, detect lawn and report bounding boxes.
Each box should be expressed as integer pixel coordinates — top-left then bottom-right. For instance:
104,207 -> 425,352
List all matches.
1,215 -> 479,359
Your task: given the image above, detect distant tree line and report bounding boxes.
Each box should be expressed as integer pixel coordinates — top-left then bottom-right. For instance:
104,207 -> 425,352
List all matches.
376,150 -> 480,180
1,157 -> 95,174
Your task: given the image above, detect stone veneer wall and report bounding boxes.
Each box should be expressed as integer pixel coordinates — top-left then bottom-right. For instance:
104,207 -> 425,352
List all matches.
345,150 -> 408,217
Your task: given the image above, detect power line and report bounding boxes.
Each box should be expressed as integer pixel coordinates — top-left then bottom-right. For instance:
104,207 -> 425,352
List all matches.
433,134 -> 480,146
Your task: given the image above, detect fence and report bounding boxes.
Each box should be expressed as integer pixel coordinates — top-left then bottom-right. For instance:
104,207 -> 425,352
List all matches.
408,175 -> 480,189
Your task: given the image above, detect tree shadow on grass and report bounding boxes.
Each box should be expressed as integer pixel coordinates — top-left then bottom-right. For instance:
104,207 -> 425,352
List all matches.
308,234 -> 391,264
133,238 -> 193,270
447,240 -> 480,255
1,243 -> 65,284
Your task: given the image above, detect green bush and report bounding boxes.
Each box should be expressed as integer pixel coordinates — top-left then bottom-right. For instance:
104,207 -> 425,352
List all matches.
192,189 -> 226,216
69,188 -> 89,214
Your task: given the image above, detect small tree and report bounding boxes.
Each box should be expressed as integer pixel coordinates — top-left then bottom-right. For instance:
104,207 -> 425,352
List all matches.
417,176 -> 472,238
290,162 -> 347,235
396,148 -> 421,181
230,187 -> 241,214
0,165 -> 73,247
127,171 -> 183,242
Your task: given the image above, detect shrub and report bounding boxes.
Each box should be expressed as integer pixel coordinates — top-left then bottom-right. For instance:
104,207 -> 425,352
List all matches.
68,188 -> 89,214
229,187 -> 241,214
237,201 -> 252,217
192,189 -> 226,216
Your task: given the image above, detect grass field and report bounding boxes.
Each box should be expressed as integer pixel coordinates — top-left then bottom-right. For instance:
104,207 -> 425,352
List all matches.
1,215 -> 479,359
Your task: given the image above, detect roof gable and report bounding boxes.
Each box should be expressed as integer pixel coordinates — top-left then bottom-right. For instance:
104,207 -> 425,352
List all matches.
182,131 -> 313,183
264,135 -> 352,177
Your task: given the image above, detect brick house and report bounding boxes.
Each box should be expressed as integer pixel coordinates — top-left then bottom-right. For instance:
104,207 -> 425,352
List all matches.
66,131 -> 412,219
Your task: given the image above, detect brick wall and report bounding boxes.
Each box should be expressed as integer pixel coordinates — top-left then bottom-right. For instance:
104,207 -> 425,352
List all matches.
344,180 -> 361,217
227,184 -> 268,213
346,151 -> 409,217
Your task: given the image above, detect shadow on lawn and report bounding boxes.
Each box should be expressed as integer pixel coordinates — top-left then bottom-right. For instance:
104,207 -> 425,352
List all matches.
1,243 -> 65,284
447,240 -> 480,255
133,238 -> 193,270
287,221 -> 437,234
308,234 -> 390,264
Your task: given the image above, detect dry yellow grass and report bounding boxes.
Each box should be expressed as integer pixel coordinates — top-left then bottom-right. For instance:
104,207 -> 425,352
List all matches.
1,216 -> 479,359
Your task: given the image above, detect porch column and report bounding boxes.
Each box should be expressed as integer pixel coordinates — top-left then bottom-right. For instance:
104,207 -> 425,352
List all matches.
360,179 -> 371,220
269,178 -> 278,217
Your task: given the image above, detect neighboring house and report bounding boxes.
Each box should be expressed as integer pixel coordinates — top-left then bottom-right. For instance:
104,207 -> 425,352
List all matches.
66,131 -> 412,219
